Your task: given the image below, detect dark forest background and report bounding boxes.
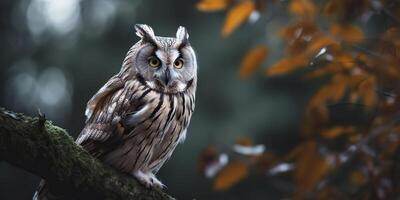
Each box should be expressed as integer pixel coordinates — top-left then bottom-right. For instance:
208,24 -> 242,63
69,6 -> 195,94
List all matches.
1,0 -> 399,199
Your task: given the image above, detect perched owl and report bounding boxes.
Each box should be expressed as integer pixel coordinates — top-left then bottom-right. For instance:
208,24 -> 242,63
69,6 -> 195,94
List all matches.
34,24 -> 197,199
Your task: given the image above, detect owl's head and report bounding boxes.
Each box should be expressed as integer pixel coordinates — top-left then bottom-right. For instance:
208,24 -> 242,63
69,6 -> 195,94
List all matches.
127,24 -> 197,94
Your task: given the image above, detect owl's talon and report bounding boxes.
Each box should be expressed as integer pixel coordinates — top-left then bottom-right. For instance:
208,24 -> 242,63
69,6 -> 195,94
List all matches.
133,171 -> 153,188
132,171 -> 165,189
148,173 -> 165,189
153,182 -> 166,190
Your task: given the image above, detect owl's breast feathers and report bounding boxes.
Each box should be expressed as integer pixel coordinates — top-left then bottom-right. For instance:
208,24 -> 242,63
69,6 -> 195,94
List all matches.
76,76 -> 196,173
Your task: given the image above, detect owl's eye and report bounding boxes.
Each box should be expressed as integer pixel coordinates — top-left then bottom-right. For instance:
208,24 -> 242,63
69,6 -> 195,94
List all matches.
148,56 -> 161,68
173,58 -> 184,69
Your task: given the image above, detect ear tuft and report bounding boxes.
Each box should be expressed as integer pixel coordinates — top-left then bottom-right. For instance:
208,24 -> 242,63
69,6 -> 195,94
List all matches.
135,24 -> 156,43
176,26 -> 189,46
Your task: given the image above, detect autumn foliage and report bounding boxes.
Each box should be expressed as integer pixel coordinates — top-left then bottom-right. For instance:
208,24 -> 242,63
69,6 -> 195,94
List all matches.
196,0 -> 400,199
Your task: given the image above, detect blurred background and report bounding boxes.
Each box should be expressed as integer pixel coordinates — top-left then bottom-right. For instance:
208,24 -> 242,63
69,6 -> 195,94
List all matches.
1,0 -> 399,199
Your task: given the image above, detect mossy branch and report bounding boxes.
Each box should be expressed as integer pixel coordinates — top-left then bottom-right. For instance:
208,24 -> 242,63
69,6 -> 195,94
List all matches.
0,108 -> 175,200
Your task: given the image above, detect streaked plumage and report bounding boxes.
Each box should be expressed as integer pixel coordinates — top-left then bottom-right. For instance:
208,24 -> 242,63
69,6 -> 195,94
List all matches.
34,24 -> 197,199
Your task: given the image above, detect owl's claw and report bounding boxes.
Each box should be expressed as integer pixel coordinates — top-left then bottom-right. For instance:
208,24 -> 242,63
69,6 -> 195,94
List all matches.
148,173 -> 165,189
133,171 -> 152,188
133,171 -> 165,189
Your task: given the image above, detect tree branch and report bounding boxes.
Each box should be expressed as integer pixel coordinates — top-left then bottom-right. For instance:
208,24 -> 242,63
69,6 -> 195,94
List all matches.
0,107 -> 175,200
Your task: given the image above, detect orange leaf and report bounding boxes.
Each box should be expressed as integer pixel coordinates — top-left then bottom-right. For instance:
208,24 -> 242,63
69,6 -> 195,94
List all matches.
214,160 -> 248,191
197,0 -> 230,12
240,46 -> 268,79
295,140 -> 331,193
304,74 -> 349,128
330,74 -> 348,102
285,142 -> 307,161
357,77 -> 377,108
334,53 -> 354,69
321,126 -> 355,139
197,145 -> 219,174
235,137 -> 254,146
295,141 -> 317,182
222,1 -> 254,37
304,97 -> 329,131
322,0 -> 338,16
321,127 -> 345,139
314,74 -> 348,103
330,23 -> 365,43
323,0 -> 369,18
348,133 -> 361,143
289,0 -> 316,18
266,55 -> 308,76
280,20 -> 318,41
256,152 -> 277,170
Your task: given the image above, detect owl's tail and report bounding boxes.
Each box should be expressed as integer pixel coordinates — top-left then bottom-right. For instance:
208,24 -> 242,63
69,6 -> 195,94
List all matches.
32,179 -> 49,200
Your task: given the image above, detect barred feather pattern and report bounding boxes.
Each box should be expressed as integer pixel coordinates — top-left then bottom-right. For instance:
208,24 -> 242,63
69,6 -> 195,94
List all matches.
77,77 -> 195,173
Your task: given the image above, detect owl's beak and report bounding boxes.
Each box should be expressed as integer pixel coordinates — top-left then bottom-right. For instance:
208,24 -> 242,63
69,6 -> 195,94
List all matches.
160,68 -> 171,86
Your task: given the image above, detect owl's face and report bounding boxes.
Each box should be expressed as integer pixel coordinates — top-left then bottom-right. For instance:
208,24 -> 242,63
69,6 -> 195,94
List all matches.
131,24 -> 197,94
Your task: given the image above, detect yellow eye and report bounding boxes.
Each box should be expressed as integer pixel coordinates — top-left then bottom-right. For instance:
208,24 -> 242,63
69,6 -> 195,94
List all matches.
174,58 -> 184,69
148,56 -> 160,68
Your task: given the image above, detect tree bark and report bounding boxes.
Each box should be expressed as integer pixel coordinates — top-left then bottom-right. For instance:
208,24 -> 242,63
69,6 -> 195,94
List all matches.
0,107 -> 175,200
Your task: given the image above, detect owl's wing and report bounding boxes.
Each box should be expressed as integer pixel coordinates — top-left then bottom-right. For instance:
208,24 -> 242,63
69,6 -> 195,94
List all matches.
84,75 -> 124,122
76,77 -> 151,158
78,101 -> 150,158
76,75 -> 124,146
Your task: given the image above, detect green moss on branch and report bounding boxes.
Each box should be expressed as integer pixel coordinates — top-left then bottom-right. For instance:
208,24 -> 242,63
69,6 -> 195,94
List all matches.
0,108 -> 174,200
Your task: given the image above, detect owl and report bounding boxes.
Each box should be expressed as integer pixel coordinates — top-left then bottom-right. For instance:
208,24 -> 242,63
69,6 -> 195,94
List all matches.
34,24 -> 197,199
